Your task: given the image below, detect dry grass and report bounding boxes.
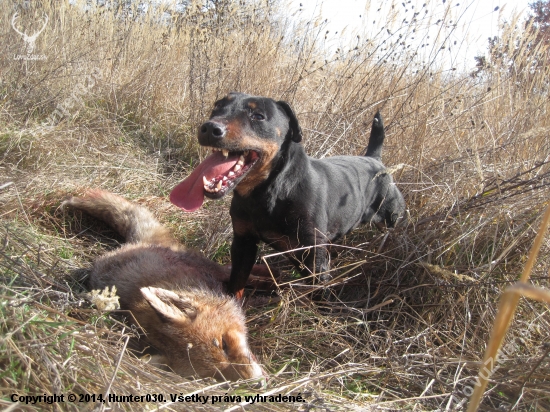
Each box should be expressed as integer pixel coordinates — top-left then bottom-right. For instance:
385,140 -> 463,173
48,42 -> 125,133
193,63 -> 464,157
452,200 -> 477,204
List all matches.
468,203 -> 550,412
1,0 -> 549,410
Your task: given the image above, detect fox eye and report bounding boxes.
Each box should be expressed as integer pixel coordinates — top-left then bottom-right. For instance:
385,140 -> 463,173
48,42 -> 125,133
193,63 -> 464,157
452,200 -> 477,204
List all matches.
222,338 -> 229,355
251,112 -> 265,121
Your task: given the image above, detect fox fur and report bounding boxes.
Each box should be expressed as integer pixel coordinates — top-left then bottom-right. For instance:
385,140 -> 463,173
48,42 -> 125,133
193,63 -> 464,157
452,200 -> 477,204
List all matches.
63,190 -> 264,382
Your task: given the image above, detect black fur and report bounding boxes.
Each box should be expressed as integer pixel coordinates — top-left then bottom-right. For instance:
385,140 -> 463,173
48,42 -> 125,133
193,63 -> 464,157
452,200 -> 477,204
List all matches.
197,93 -> 406,296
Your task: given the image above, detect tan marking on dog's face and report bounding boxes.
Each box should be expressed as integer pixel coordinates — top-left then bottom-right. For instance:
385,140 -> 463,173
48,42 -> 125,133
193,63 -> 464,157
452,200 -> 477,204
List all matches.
222,120 -> 251,143
197,127 -> 279,192
275,127 -> 281,137
247,101 -> 257,110
199,111 -> 282,196
234,138 -> 280,196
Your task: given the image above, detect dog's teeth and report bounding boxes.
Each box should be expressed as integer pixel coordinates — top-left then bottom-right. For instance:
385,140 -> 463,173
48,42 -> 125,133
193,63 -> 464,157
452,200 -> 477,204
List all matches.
223,176 -> 228,181
216,180 -> 222,190
234,164 -> 242,172
228,171 -> 235,177
244,150 -> 249,156
203,176 -> 209,186
237,155 -> 244,166
222,149 -> 229,158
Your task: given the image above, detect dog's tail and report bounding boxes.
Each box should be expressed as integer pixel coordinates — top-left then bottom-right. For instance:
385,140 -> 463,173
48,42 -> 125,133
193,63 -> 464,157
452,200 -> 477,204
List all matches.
63,189 -> 176,247
365,111 -> 385,161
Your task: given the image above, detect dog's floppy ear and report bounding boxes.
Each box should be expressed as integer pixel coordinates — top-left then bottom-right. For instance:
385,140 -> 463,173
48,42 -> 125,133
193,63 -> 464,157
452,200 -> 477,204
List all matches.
277,100 -> 302,143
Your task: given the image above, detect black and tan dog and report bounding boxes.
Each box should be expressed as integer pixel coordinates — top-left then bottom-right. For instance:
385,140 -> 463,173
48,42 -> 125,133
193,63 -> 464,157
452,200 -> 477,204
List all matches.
171,92 -> 406,298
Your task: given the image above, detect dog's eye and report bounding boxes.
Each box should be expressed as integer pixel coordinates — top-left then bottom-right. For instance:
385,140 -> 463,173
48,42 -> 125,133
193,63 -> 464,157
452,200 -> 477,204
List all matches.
251,112 -> 265,121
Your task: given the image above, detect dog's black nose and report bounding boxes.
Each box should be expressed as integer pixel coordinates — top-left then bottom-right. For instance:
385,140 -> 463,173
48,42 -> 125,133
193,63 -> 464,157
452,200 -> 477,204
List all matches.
199,121 -> 226,140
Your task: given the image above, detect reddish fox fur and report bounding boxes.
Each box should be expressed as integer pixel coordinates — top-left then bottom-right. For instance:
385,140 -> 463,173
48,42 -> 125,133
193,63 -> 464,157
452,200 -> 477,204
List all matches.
63,190 -> 264,382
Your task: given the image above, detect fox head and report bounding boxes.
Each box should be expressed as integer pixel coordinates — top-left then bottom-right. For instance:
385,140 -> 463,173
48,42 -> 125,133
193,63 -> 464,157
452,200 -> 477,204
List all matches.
140,287 -> 264,381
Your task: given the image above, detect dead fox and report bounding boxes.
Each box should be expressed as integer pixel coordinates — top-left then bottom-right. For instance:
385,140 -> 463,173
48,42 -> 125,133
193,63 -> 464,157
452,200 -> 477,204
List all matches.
63,190 -> 264,382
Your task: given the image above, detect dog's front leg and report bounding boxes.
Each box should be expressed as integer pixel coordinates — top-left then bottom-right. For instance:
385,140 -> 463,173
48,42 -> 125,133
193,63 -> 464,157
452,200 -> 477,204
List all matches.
228,234 -> 259,299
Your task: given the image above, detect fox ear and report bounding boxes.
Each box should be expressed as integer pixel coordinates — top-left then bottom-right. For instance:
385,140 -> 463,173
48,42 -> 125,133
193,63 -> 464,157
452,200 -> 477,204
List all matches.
277,100 -> 302,143
141,287 -> 197,322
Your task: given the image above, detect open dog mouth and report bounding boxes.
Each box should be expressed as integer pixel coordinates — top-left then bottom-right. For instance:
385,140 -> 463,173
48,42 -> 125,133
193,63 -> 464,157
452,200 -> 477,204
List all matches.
202,148 -> 259,198
170,147 -> 260,212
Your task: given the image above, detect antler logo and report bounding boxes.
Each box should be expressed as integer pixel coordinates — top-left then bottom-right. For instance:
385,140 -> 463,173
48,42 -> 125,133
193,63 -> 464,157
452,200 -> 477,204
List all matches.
11,12 -> 48,55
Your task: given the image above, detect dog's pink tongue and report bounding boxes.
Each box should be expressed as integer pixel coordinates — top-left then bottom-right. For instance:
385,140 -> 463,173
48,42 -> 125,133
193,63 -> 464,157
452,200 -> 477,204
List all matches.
170,152 -> 238,212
